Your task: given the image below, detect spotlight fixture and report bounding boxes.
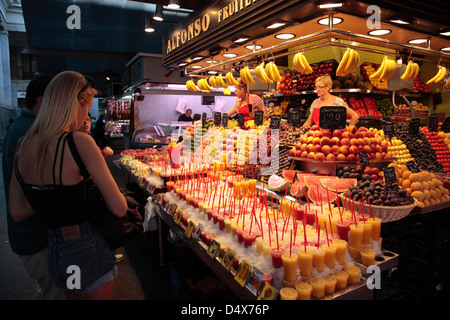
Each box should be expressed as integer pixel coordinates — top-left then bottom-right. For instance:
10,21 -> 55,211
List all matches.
275,33 -> 295,40
388,15 -> 414,25
408,38 -> 427,44
223,53 -> 238,58
190,65 -> 202,69
144,17 -> 155,32
178,62 -> 187,67
205,59 -> 218,63
245,44 -> 262,50
316,1 -> 344,9
368,29 -> 392,36
318,17 -> 343,26
233,37 -> 250,43
168,0 -> 180,9
266,22 -> 286,29
441,46 -> 450,52
192,56 -> 203,61
439,29 -> 450,37
153,4 -> 163,21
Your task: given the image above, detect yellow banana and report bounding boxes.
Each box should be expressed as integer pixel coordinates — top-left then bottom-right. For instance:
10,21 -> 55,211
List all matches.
241,66 -> 255,85
209,76 -> 218,89
336,48 -> 351,76
400,61 -> 413,80
264,62 -> 274,81
381,59 -> 396,80
435,66 -> 447,83
270,62 -> 282,82
186,79 -> 198,92
445,76 -> 450,88
223,87 -> 231,95
370,56 -> 388,80
293,52 -> 305,73
225,71 -> 240,86
426,65 -> 443,84
343,49 -> 355,75
299,53 -> 313,74
255,63 -> 272,83
412,63 -> 420,80
216,74 -> 227,88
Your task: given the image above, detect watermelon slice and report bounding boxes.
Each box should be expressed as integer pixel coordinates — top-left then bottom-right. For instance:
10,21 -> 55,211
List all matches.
308,184 -> 338,205
282,170 -> 297,183
303,175 -> 338,188
290,179 -> 305,197
321,178 -> 357,193
267,174 -> 289,192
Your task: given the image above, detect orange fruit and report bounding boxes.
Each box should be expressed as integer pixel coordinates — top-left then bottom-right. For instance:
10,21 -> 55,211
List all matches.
411,182 -> 423,192
409,173 -> 420,182
430,189 -> 437,200
402,179 -> 411,189
411,191 -> 424,202
416,201 -> 425,208
422,181 -> 429,190
423,199 -> 431,206
402,170 -> 412,180
423,190 -> 431,201
406,188 -> 412,195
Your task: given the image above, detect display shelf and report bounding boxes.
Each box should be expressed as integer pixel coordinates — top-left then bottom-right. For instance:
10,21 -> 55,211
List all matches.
355,250 -> 400,276
410,201 -> 450,215
270,88 -> 426,99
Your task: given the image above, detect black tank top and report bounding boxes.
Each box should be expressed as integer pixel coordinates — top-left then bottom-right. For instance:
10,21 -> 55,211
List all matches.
15,132 -> 90,228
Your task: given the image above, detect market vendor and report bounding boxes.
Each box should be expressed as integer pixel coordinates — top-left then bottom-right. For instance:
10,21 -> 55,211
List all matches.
226,80 -> 267,121
302,75 -> 359,128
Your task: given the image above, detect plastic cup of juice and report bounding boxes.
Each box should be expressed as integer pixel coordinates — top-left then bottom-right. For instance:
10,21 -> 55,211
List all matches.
333,271 -> 349,290
361,221 -> 373,245
262,240 -> 272,256
234,182 -> 242,198
294,282 -> 313,300
282,252 -> 298,282
218,215 -> 226,230
332,239 -> 348,265
255,237 -> 264,253
281,199 -> 291,216
295,206 -> 305,220
297,248 -> 313,278
243,231 -> 257,248
348,245 -> 361,259
262,273 -> 273,286
270,247 -> 285,268
335,220 -> 350,241
224,218 -> 232,233
324,275 -> 337,295
279,287 -> 298,300
306,210 -> 316,225
360,248 -> 376,266
312,247 -> 326,273
371,217 -> 382,240
248,179 -> 256,196
344,265 -> 361,285
349,223 -> 364,248
321,243 -> 337,269
241,180 -> 249,197
236,227 -> 245,243
308,277 -> 326,298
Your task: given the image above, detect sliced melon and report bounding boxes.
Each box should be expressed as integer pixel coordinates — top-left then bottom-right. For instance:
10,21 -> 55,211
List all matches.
290,179 -> 305,197
267,174 -> 289,192
303,175 -> 338,188
282,170 -> 297,183
321,178 -> 357,193
308,184 -> 338,205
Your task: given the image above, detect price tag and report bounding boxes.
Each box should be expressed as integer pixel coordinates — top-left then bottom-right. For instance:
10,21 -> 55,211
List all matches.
406,160 -> 421,173
289,109 -> 301,127
383,167 -> 396,185
319,106 -> 346,129
254,110 -> 264,126
359,151 -> 369,167
409,118 -> 420,136
207,239 -> 220,259
269,114 -> 281,129
222,113 -> 228,127
441,116 -> 450,133
214,112 -> 221,126
428,113 -> 439,132
202,112 -> 207,126
237,113 -> 245,127
381,117 -> 393,138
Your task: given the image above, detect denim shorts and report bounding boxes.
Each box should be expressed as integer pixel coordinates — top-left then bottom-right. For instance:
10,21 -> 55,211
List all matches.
47,221 -> 117,294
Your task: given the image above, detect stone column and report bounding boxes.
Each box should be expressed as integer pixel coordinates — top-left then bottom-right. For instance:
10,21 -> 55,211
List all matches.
0,30 -> 12,142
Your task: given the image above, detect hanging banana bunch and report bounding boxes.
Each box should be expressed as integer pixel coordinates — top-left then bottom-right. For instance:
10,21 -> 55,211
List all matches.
336,48 -> 360,77
240,66 -> 255,85
265,62 -> 282,82
225,71 -> 240,85
255,63 -> 273,83
400,60 -> 420,81
293,52 -> 313,74
369,55 -> 397,81
186,79 -> 198,92
426,65 -> 447,85
197,78 -> 213,92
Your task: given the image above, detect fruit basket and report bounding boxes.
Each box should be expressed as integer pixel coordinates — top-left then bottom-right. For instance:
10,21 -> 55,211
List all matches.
339,194 -> 417,223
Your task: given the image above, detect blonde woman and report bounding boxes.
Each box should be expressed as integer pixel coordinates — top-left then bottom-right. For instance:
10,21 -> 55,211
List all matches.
226,80 -> 267,121
9,71 -> 127,300
302,75 -> 359,128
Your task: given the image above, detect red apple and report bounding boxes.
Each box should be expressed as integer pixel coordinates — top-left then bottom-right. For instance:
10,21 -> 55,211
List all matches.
341,138 -> 350,146
301,151 -> 309,158
295,150 -> 303,157
346,154 -> 356,162
322,145 -> 331,155
363,145 -> 372,154
340,145 -> 350,155
333,129 -> 344,139
313,137 -> 321,145
330,137 -> 340,145
308,152 -> 316,159
320,136 -> 331,146
313,145 -> 323,153
331,145 -> 341,155
336,154 -> 346,161
349,145 -> 359,155
289,149 -> 296,156
315,153 -> 325,161
325,153 -> 336,161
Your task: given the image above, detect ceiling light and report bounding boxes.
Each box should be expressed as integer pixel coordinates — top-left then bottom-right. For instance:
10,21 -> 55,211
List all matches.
266,22 -> 286,29
205,59 -> 218,63
223,53 -> 238,58
168,0 -> 180,9
144,17 -> 155,32
317,2 -> 344,9
441,47 -> 450,52
192,56 -> 203,60
408,38 -> 427,44
234,37 -> 250,43
275,33 -> 295,40
178,62 -> 187,67
439,30 -> 450,36
190,65 -> 202,69
390,19 -> 409,25
368,29 -> 392,36
245,44 -> 262,50
208,71 -> 218,75
153,4 -> 163,21
318,17 -> 343,26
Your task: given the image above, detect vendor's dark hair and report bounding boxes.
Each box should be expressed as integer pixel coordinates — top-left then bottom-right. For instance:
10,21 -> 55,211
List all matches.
26,75 -> 52,109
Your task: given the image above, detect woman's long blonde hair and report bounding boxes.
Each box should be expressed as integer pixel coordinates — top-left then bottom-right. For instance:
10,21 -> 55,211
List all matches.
17,71 -> 97,184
